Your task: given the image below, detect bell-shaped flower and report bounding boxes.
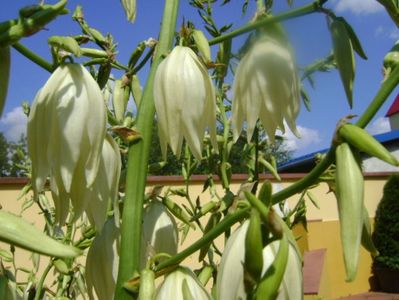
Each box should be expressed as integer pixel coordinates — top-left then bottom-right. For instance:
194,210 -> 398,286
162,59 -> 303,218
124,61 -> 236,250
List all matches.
153,46 -> 217,160
85,134 -> 121,231
216,221 -> 303,300
231,38 -> 301,143
86,217 -> 120,300
155,267 -> 211,300
140,200 -> 178,268
27,63 -> 106,224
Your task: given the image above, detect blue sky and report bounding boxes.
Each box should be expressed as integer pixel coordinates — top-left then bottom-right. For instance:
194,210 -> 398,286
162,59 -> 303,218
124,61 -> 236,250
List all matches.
1,0 -> 399,158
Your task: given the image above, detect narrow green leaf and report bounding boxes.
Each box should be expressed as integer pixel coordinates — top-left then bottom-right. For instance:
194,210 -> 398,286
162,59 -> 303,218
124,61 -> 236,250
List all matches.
336,17 -> 367,60
330,18 -> 356,108
0,46 -> 10,117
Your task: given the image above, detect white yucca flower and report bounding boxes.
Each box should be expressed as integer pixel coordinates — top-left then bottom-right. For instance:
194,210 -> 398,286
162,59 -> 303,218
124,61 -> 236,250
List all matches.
85,134 -> 121,231
120,0 -> 136,22
141,201 -> 178,268
155,267 -> 211,300
86,217 -> 120,300
216,221 -> 303,300
153,46 -> 217,160
27,63 -> 106,224
231,38 -> 301,143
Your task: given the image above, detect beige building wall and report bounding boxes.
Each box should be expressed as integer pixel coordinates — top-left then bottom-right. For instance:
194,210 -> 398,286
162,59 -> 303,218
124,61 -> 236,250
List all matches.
0,173 -> 392,299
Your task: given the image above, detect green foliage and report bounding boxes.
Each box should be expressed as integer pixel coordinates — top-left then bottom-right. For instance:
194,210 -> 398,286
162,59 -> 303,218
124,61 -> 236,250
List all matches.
0,132 -> 9,176
372,174 -> 399,270
0,133 -> 29,177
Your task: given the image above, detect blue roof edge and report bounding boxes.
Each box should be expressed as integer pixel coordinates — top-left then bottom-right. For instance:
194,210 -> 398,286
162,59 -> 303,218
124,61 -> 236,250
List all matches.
278,129 -> 399,170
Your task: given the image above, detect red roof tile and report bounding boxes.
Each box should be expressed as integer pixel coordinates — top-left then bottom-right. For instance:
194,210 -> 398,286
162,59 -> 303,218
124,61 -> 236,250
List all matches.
386,94 -> 399,117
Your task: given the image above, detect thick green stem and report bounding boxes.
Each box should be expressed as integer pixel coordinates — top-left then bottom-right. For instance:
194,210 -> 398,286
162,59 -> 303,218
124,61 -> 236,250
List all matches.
209,1 -> 324,46
34,260 -> 53,300
154,207 -> 250,272
272,64 -> 399,204
114,1 -> 179,299
12,42 -> 53,72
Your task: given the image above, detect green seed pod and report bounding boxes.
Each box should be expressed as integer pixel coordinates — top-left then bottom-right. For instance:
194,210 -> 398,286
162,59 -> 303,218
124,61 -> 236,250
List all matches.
112,77 -> 131,123
335,142 -> 364,282
0,23 -> 24,48
258,181 -> 272,207
339,123 -> 399,166
97,63 -> 112,89
130,74 -> 142,107
53,259 -> 70,275
192,29 -> 211,63
199,212 -> 221,261
21,0 -> 68,37
80,48 -> 108,59
0,46 -> 10,117
0,19 -> 17,35
162,197 -> 194,228
138,269 -> 155,300
361,206 -> 379,257
197,265 -> 213,286
254,234 -> 289,300
245,210 -> 264,283
0,211 -> 81,258
259,158 -> 281,181
330,17 -> 355,108
48,36 -> 81,57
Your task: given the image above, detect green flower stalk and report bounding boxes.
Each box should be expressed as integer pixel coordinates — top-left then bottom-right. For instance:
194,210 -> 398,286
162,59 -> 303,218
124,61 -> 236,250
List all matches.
27,63 -> 106,224
231,37 -> 300,143
153,45 -> 218,160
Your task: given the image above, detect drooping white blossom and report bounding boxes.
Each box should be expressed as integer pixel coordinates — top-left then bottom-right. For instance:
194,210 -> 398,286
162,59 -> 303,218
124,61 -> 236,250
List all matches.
27,63 -> 106,224
216,221 -> 303,300
86,217 -> 120,300
231,38 -> 301,143
153,46 -> 217,160
85,134 -> 121,231
140,201 -> 178,268
155,267 -> 211,300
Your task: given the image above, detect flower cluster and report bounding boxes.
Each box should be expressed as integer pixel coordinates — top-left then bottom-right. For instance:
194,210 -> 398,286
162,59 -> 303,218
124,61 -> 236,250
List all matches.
28,63 -> 119,227
231,37 -> 301,143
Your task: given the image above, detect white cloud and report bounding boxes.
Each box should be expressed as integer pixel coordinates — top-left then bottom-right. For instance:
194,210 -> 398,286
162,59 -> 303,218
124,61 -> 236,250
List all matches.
334,0 -> 383,15
366,117 -> 391,135
0,107 -> 27,141
280,125 -> 321,153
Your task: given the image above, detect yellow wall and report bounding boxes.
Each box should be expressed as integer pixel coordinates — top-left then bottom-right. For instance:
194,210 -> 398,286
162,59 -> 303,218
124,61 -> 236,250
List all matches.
0,174 -> 391,299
